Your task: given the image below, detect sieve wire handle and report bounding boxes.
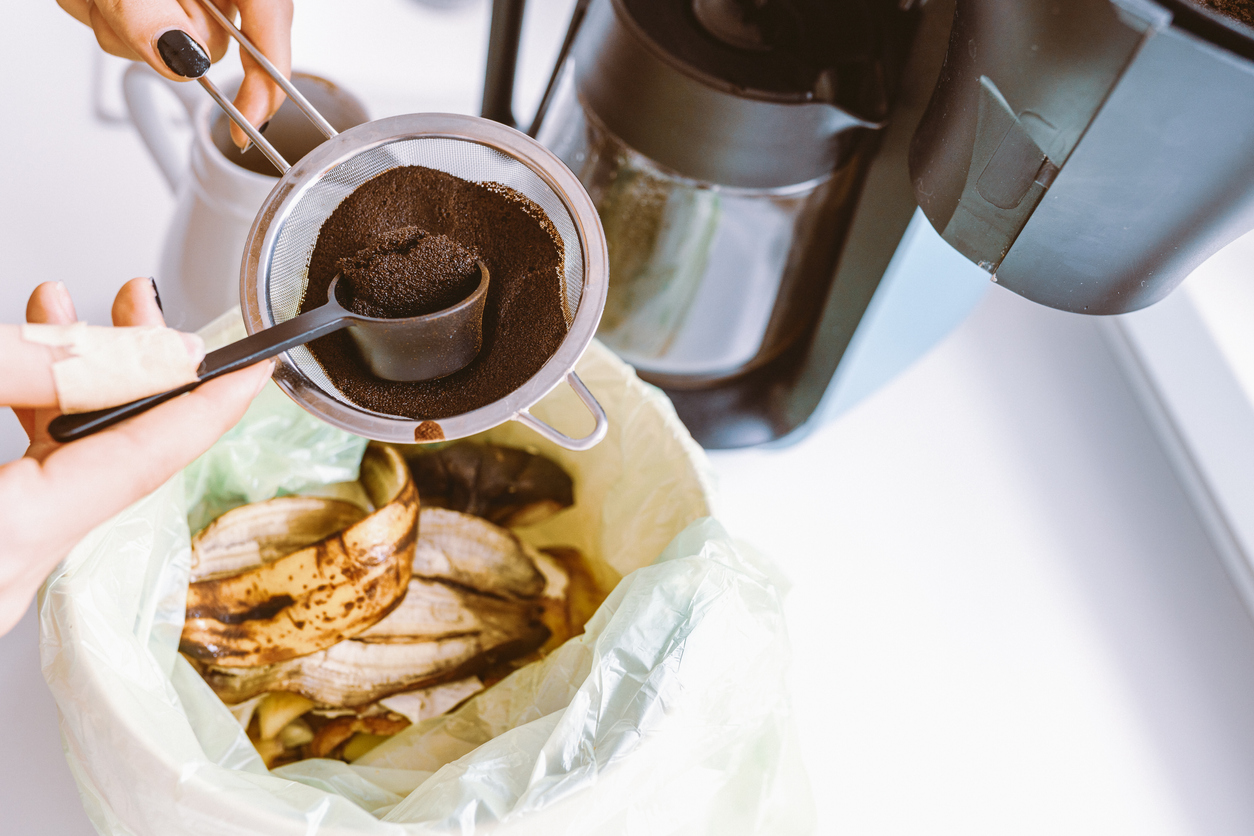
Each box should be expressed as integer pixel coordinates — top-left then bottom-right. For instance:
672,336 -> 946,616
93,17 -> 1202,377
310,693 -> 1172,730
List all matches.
196,75 -> 290,173
190,0 -> 337,140
185,0 -> 338,174
513,372 -> 608,451
47,304 -> 354,444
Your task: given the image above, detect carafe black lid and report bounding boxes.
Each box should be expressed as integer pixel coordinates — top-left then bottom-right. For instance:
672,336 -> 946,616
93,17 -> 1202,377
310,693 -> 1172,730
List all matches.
622,0 -> 887,120
570,0 -> 904,187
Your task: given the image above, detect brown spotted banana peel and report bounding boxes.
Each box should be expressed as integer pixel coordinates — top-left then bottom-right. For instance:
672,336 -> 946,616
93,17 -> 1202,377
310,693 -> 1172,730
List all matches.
180,443 -> 418,667
412,507 -> 546,599
190,496 -> 368,582
193,613 -> 549,706
194,510 -> 554,705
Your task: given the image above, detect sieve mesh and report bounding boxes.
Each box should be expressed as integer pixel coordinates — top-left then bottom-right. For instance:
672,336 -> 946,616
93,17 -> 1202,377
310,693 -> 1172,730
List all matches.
261,136 -> 586,407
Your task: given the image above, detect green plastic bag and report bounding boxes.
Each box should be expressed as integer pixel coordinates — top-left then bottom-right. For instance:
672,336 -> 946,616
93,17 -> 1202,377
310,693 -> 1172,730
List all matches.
40,312 -> 813,835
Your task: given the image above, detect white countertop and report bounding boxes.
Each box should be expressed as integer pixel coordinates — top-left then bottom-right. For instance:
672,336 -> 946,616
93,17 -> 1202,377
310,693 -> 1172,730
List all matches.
4,2 -> 1254,834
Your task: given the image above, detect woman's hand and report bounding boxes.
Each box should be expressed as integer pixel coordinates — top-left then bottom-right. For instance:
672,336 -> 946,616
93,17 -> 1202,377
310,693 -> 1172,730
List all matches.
0,278 -> 273,637
57,0 -> 293,149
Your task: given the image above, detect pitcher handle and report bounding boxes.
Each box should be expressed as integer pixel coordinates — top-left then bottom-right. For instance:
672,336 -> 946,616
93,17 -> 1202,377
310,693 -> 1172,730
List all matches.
513,372 -> 609,451
123,63 -> 199,192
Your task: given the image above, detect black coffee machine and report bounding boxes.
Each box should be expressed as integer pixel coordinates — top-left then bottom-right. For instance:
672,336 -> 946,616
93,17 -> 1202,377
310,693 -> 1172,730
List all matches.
482,0 -> 1254,448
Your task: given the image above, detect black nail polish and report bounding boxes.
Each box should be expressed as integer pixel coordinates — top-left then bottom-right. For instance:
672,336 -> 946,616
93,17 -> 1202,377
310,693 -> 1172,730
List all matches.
149,277 -> 164,313
156,30 -> 210,78
259,121 -> 270,135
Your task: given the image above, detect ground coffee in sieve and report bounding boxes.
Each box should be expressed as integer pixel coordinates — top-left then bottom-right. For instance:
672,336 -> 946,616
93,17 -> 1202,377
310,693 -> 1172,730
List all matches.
301,165 -> 568,420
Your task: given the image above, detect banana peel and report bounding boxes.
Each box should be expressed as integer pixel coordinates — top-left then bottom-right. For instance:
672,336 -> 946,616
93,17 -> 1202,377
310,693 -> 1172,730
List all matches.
542,546 -> 604,636
413,507 -> 546,599
356,576 -> 545,644
183,467 -> 603,727
194,619 -> 549,706
190,497 -> 368,582
256,691 -> 315,740
487,545 -> 605,672
180,443 -> 418,667
309,713 -> 412,759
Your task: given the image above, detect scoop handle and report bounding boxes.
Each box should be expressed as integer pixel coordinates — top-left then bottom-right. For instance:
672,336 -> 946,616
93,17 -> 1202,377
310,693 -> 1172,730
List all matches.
47,304 -> 352,444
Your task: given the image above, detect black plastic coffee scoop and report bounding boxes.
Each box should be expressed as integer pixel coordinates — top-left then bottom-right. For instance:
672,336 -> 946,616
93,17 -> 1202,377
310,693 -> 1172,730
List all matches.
48,262 -> 490,443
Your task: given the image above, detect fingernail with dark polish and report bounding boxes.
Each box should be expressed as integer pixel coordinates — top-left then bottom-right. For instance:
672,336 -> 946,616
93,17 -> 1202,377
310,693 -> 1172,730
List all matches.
149,277 -> 164,313
156,30 -> 210,78
259,121 -> 270,135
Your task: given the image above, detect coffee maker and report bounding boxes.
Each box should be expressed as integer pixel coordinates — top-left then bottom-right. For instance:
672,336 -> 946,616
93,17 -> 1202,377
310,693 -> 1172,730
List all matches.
482,0 -> 1254,448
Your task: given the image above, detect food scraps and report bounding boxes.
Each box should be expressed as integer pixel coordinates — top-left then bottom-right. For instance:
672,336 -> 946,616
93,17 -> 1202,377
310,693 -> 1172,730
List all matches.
184,441 -> 604,768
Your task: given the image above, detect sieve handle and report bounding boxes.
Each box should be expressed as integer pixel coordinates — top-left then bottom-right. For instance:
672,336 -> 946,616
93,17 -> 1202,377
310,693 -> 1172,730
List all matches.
513,372 -> 608,451
190,0 -> 338,140
47,304 -> 353,443
196,75 -> 290,173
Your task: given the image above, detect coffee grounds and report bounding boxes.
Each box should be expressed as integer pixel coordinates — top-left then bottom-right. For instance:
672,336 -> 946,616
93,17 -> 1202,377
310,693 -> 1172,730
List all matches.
1199,0 -> 1254,26
338,227 -> 480,318
301,165 -> 568,420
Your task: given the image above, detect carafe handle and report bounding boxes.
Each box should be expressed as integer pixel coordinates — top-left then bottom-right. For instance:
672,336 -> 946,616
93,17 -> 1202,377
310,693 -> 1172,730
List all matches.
482,0 -> 593,135
122,64 -> 201,192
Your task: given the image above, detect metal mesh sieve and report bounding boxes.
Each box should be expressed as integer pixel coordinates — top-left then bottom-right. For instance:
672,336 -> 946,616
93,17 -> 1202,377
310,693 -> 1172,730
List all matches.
265,136 -> 585,405
239,113 -> 609,448
166,6 -> 607,448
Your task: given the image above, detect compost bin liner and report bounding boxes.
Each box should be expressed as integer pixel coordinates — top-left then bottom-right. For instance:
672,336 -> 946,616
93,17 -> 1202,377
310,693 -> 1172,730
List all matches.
39,312 -> 814,835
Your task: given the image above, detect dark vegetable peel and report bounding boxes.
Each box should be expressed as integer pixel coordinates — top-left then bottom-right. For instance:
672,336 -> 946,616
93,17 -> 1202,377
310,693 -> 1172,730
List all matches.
405,442 -> 575,527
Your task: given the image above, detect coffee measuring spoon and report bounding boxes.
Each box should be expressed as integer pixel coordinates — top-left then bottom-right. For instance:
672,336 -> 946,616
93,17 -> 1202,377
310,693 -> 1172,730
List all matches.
47,264 -> 491,443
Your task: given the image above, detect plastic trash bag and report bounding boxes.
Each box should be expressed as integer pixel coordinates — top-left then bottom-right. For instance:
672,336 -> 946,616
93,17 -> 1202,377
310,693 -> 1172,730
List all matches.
39,312 -> 813,836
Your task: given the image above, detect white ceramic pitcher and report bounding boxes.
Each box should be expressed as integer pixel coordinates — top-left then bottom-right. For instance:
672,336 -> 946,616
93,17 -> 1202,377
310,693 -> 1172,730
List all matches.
124,66 -> 369,330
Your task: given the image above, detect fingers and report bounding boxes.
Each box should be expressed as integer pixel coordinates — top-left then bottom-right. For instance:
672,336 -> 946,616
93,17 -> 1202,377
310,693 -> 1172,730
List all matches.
111,276 -> 166,327
112,277 -> 206,366
227,0 -> 293,149
14,283 -> 79,444
0,355 -> 266,636
55,0 -> 92,27
18,279 -> 209,459
83,6 -> 141,62
30,358 -> 273,551
86,0 -> 229,79
59,1 -> 293,150
27,281 -> 78,325
23,273 -> 271,532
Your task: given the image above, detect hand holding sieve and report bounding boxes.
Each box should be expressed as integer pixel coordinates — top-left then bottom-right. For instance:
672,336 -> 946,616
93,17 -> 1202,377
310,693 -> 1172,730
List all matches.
47,265 -> 490,443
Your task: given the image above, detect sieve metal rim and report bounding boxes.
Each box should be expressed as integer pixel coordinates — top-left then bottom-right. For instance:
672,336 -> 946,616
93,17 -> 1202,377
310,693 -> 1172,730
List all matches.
238,112 -> 608,445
